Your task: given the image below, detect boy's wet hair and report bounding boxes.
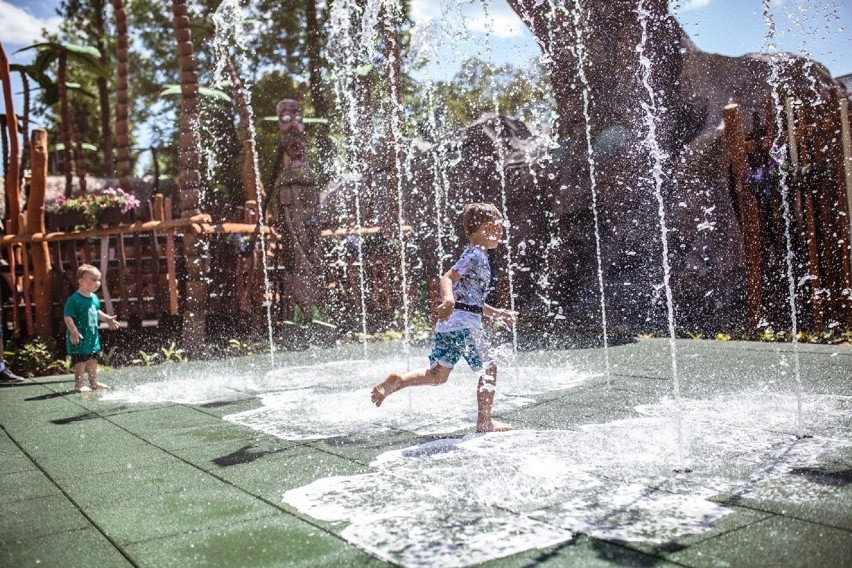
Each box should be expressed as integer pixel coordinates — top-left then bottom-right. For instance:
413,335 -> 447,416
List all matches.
77,264 -> 101,281
462,203 -> 502,236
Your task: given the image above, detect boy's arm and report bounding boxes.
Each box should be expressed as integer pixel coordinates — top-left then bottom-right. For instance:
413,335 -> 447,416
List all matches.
64,316 -> 83,344
98,310 -> 120,330
435,269 -> 461,321
483,304 -> 516,326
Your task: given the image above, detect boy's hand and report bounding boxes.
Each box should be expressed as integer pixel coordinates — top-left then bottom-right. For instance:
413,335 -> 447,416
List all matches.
70,329 -> 82,345
106,316 -> 120,331
435,299 -> 455,322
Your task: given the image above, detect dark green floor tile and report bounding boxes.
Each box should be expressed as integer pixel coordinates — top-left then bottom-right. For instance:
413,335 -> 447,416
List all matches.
124,512 -> 387,568
86,484 -> 279,545
39,450 -> 185,486
483,534 -> 681,567
0,494 -> 90,544
0,469 -> 62,505
626,505 -> 772,557
0,527 -> 132,567
65,460 -> 219,509
0,451 -> 37,476
213,445 -> 369,505
713,474 -> 852,531
305,429 -> 468,464
107,404 -> 215,432
172,436 -> 300,472
668,515 -> 852,568
17,423 -> 152,460
185,396 -> 263,418
138,422 -> 259,452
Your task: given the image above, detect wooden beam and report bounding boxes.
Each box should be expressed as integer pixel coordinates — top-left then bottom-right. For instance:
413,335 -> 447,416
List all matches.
723,103 -> 763,330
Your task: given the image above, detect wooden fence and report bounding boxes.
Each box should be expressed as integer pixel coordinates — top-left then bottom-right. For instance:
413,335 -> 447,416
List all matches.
724,87 -> 852,333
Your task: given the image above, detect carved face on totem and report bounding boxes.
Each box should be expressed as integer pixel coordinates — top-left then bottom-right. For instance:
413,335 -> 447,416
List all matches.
277,99 -> 308,169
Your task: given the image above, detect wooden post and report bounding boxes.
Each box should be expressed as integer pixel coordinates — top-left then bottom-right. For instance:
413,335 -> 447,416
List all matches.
829,90 -> 852,326
796,105 -> 825,331
0,43 -> 21,235
785,97 -> 798,167
26,129 -> 53,337
164,196 -> 179,316
723,104 -> 763,330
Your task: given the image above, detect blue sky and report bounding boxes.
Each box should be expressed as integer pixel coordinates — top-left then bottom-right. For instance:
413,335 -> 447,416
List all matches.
2,0 -> 850,130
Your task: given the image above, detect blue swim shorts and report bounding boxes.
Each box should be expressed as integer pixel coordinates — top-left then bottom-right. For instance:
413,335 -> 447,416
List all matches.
428,328 -> 494,372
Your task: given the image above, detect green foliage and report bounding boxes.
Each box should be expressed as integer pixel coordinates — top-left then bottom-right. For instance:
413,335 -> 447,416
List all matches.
228,339 -> 254,356
132,350 -> 160,367
686,331 -> 704,340
4,339 -> 66,377
160,341 -> 187,363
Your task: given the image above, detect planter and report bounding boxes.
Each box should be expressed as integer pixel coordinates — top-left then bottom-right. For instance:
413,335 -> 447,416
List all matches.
46,210 -> 88,231
98,206 -> 134,227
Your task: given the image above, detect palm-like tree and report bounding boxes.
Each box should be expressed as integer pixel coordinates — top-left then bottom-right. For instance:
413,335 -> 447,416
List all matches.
171,0 -> 201,216
111,0 -> 132,192
20,41 -> 109,196
172,0 -> 205,350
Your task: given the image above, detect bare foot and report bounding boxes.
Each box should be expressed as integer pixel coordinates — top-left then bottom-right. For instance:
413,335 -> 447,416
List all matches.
90,382 -> 109,390
371,374 -> 401,407
476,419 -> 513,433
75,385 -> 92,393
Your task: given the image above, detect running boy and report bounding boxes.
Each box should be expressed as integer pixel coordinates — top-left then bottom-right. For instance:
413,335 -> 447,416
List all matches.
64,264 -> 120,392
371,203 -> 515,432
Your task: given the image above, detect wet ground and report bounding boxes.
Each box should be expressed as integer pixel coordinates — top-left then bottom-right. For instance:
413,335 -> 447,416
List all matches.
1,338 -> 851,567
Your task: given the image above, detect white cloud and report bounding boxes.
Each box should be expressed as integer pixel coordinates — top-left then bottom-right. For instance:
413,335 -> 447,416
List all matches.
410,0 -> 524,39
467,9 -> 525,38
0,1 -> 61,47
674,0 -> 713,12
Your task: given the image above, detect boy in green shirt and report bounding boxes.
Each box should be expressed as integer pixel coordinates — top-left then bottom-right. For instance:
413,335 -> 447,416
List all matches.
63,264 -> 120,393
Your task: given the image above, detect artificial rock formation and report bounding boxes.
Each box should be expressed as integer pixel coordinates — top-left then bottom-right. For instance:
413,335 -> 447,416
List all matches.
321,2 -> 845,335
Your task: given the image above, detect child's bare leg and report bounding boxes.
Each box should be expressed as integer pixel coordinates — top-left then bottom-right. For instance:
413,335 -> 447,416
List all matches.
86,359 -> 108,389
476,365 -> 512,432
371,364 -> 452,407
73,362 -> 90,392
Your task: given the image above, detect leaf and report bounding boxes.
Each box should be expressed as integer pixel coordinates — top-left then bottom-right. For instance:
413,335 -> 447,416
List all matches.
159,84 -> 232,103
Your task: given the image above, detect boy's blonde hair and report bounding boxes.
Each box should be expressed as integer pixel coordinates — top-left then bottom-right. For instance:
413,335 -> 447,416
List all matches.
462,203 -> 502,237
77,264 -> 101,281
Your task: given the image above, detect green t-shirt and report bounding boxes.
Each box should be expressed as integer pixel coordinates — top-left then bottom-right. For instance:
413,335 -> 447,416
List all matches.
64,291 -> 101,355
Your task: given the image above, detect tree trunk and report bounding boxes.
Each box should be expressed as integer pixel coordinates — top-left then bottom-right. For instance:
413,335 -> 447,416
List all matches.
71,103 -> 89,194
172,0 -> 206,353
305,0 -> 332,175
58,50 -> 74,197
0,43 -> 21,233
111,0 -> 132,192
224,55 -> 264,206
94,0 -> 114,176
380,3 -> 403,232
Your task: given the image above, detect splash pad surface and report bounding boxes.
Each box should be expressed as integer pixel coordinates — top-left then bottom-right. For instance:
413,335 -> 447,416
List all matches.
1,339 -> 851,567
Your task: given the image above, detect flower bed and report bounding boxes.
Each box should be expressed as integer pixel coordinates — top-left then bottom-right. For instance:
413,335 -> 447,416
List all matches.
45,187 -> 141,231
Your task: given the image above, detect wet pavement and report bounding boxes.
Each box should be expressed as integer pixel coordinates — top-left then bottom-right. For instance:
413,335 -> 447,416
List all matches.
1,338 -> 850,567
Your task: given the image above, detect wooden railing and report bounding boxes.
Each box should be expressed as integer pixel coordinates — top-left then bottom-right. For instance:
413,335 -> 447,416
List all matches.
723,87 -> 852,332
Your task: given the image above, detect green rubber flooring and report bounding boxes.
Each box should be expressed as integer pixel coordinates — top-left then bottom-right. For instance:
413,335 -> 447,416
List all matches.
1,338 -> 850,567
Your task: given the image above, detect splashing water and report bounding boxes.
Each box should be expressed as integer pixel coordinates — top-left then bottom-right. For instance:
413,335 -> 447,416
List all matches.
328,0 -> 372,352
478,0 -> 520,378
636,0 -> 685,470
568,0 -> 611,382
382,0 -> 413,369
762,1 -> 805,438
213,0 -> 276,362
